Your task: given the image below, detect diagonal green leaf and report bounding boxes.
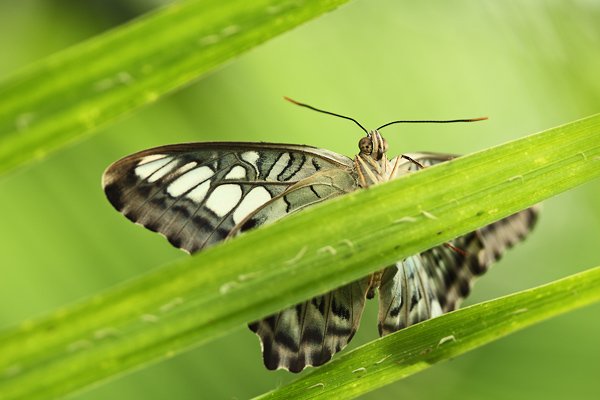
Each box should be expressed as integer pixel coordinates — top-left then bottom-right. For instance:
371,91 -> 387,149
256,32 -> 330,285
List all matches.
0,114 -> 598,399
255,265 -> 600,399
0,0 -> 350,176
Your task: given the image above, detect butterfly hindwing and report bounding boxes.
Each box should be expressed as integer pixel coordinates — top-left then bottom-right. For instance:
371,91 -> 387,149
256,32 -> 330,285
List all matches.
377,206 -> 539,336
250,277 -> 371,372
102,142 -> 355,253
376,152 -> 539,335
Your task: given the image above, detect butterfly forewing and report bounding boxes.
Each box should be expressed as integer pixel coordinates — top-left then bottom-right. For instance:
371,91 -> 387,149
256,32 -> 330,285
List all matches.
102,142 -> 355,253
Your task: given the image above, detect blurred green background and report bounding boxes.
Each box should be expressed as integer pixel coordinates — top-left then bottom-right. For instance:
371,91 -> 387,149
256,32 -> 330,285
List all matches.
1,0 -> 599,399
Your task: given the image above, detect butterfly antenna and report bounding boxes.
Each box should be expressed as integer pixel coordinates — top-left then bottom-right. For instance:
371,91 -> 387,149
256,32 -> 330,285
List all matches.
284,96 -> 369,135
377,117 -> 487,131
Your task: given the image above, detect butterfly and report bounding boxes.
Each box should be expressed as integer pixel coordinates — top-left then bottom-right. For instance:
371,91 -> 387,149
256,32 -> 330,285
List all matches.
102,98 -> 539,373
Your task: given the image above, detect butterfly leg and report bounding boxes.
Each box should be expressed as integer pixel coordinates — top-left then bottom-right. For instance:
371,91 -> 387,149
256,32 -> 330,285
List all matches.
400,154 -> 426,169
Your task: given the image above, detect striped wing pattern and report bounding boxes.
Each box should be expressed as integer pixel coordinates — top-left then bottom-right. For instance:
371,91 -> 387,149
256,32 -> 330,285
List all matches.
103,139 -> 539,372
249,277 -> 370,373
103,142 -> 355,254
377,206 -> 539,335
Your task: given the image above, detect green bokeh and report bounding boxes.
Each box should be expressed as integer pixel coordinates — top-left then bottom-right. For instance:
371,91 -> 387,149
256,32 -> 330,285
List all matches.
1,1 -> 599,399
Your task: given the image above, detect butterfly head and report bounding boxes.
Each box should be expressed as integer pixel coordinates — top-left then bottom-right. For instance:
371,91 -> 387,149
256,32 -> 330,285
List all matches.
359,130 -> 388,161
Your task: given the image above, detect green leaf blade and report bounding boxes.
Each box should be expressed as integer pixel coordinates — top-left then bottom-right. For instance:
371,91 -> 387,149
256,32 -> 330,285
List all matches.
0,0 -> 350,175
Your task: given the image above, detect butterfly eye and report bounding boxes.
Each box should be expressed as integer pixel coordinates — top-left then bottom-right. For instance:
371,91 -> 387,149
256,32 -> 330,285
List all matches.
358,136 -> 373,155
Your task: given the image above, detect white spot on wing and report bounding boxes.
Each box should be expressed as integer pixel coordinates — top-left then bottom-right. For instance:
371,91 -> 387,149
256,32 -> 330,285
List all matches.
148,159 -> 178,182
187,181 -> 211,203
176,161 -> 197,175
225,165 -> 246,180
135,157 -> 171,180
241,151 -> 260,173
233,186 -> 271,224
206,184 -> 242,217
138,154 -> 167,165
167,166 -> 214,197
267,152 -> 291,180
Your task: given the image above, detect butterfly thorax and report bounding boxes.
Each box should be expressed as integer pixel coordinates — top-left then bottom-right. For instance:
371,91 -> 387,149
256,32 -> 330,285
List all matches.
354,130 -> 421,298
354,130 -> 401,188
